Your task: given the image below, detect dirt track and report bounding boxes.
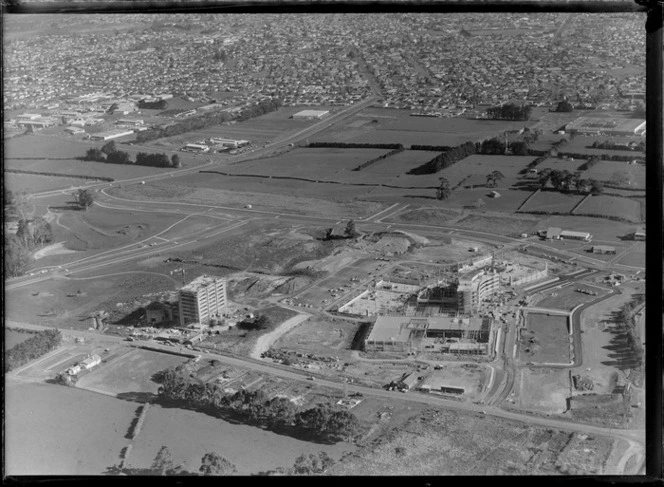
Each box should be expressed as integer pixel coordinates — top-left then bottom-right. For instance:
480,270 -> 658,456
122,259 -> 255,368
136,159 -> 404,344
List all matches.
250,312 -> 311,360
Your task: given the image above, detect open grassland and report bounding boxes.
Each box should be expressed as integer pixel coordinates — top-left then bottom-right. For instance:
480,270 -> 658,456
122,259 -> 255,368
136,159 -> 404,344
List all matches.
574,195 -> 643,223
516,368 -> 571,414
75,348 -> 188,397
226,147 -> 390,179
5,381 -> 138,475
444,188 -> 531,212
452,212 -> 540,236
5,173 -> 104,194
615,242 -> 645,268
109,178 -> 387,219
327,108 -> 537,147
519,190 -> 585,214
536,158 -> 586,174
583,161 -> 645,188
437,154 -> 535,188
128,402 -> 355,475
330,407 -> 614,475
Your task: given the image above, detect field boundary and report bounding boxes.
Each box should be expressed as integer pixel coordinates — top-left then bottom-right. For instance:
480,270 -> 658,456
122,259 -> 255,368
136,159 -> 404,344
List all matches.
6,168 -> 114,182
569,194 -> 592,215
199,170 -> 438,189
515,189 -> 540,212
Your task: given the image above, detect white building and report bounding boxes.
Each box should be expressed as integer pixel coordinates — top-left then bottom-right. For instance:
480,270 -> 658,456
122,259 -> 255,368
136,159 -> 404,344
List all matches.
80,354 -> 101,370
90,130 -> 134,141
182,143 -> 210,153
179,275 -> 228,326
292,109 -> 330,120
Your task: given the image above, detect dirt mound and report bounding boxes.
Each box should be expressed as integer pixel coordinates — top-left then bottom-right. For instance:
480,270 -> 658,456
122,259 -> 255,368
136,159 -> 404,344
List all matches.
352,232 -> 413,256
228,273 -> 312,298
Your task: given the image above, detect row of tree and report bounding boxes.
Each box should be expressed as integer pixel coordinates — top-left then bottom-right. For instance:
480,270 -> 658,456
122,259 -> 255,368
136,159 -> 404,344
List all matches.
5,329 -> 62,372
485,103 -> 532,121
157,367 -> 361,443
135,97 -> 281,144
353,147 -> 405,171
308,142 -> 402,150
477,138 -> 530,156
4,214 -> 54,277
410,144 -> 452,151
84,141 -> 181,168
590,140 -> 645,152
408,141 -> 476,175
616,294 -> 646,369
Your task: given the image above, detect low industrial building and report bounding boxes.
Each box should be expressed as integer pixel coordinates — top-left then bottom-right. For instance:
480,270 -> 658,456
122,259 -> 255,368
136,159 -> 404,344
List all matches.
90,130 -> 135,141
80,354 -> 102,370
181,143 -> 210,153
209,137 -> 249,148
364,315 -> 490,352
564,116 -> 646,136
292,109 -> 330,120
592,245 -> 617,255
145,301 -> 176,326
543,227 -> 592,241
65,126 -> 86,135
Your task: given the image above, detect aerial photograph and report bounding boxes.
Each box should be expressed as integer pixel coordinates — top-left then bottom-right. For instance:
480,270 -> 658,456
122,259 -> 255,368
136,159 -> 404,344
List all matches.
4,9 -> 648,477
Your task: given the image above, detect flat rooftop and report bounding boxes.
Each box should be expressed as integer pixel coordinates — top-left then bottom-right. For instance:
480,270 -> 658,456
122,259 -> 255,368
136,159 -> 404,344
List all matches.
181,275 -> 225,293
367,315 -> 485,342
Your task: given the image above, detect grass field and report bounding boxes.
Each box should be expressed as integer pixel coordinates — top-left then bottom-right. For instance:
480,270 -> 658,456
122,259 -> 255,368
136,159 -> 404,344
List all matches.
5,173 -> 105,194
75,348 -> 188,397
436,154 -> 535,188
519,190 -> 585,214
127,401 -> 355,475
574,195 -> 643,223
226,147 -> 390,180
521,312 -> 570,365
5,381 -> 138,475
583,161 -> 645,189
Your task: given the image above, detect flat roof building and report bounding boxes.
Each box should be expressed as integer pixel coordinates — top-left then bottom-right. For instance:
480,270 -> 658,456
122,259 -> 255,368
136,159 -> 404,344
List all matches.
292,109 -> 330,120
560,230 -> 592,241
565,116 -> 646,136
457,269 -> 500,315
179,275 -> 227,326
90,130 -> 134,141
364,315 -> 489,352
592,245 -> 617,255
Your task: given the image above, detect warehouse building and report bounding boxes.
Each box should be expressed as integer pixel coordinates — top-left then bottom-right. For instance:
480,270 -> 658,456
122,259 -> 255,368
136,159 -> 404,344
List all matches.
364,315 -> 489,352
181,143 -> 210,153
179,275 -> 228,326
592,245 -> 617,255
90,130 -> 135,141
292,109 -> 330,120
209,137 -> 250,148
564,116 -> 646,136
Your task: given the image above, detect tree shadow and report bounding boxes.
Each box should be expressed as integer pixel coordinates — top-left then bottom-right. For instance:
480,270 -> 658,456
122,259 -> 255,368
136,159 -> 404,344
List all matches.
116,391 -> 158,403
403,195 -> 437,199
113,308 -> 146,326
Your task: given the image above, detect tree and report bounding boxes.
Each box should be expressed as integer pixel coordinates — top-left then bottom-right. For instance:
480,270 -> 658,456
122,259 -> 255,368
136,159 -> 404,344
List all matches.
4,234 -> 33,277
106,150 -> 131,165
489,171 -> 505,187
436,177 -> 451,200
171,154 -> 181,168
84,147 -> 106,162
510,140 -> 529,155
290,452 -> 335,475
101,140 -> 117,155
199,452 -> 237,476
151,446 -> 182,476
589,179 -> 604,195
13,191 -> 34,220
538,168 -> 552,188
554,100 -> 574,112
74,189 -> 95,210
344,220 -> 358,238
480,138 -> 506,155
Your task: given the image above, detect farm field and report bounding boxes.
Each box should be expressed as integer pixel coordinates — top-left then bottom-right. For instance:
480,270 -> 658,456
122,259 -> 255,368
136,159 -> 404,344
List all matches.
75,348 -> 188,397
127,401 -> 356,475
436,154 -> 535,188
225,147 -> 390,179
520,312 -> 570,365
535,158 -> 586,174
114,177 -> 387,219
583,161 -> 645,188
5,173 -> 106,194
574,195 -> 643,223
516,367 -> 570,414
519,190 -> 585,214
331,108 -> 538,147
615,242 -> 645,268
534,284 -> 612,311
5,380 -> 138,475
